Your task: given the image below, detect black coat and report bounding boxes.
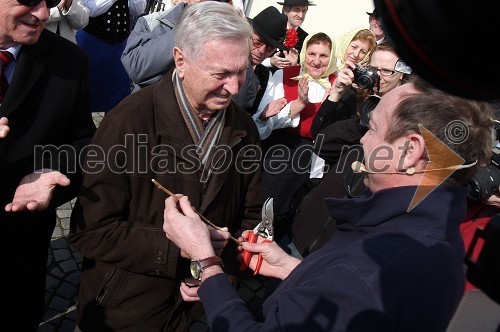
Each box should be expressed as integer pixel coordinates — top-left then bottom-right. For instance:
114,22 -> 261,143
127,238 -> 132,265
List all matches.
0,29 -> 96,329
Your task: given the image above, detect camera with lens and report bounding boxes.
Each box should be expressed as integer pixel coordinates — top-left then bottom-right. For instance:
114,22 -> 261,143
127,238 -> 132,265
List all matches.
353,65 -> 380,90
359,95 -> 380,129
467,125 -> 500,201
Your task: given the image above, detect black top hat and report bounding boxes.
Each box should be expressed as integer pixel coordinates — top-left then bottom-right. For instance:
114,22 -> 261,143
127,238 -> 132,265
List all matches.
248,6 -> 288,51
277,0 -> 316,6
366,7 -> 380,17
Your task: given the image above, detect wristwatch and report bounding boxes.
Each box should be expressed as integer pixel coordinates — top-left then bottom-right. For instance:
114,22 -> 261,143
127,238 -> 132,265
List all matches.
190,256 -> 223,281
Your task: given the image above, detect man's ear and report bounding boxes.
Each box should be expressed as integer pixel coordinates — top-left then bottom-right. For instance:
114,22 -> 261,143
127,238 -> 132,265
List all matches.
398,133 -> 426,171
173,47 -> 186,78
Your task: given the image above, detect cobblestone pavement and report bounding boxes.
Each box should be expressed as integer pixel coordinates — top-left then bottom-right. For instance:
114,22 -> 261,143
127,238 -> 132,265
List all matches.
38,112 -> 267,331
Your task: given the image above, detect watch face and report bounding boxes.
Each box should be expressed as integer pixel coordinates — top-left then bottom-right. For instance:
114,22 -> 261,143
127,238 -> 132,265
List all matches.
190,261 -> 202,280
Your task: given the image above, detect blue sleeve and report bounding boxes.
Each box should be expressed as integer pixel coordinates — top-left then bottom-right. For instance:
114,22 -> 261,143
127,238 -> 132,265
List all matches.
198,265 -> 386,332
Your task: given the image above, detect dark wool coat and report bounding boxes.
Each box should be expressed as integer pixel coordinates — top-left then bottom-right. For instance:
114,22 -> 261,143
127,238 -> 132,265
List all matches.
69,68 -> 263,331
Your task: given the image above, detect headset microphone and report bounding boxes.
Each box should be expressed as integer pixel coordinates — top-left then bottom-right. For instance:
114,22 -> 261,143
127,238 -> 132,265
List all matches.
351,160 -> 478,175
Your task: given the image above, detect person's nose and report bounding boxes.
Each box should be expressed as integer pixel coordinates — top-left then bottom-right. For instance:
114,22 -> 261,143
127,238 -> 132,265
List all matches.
224,76 -> 240,96
257,44 -> 271,56
353,49 -> 363,62
32,1 -> 50,22
360,132 -> 367,145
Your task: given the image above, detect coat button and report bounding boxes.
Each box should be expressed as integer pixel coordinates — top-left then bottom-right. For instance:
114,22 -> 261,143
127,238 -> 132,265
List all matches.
156,255 -> 164,263
154,269 -> 163,275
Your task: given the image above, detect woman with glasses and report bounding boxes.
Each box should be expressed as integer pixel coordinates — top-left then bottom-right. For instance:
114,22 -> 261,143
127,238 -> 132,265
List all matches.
310,41 -> 406,168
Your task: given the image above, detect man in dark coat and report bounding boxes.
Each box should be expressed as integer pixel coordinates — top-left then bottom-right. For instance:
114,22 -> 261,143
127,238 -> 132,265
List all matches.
69,2 -> 263,331
0,0 -> 96,330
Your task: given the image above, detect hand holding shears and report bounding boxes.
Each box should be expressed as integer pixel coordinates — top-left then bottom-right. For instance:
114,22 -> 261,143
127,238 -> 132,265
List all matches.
239,197 -> 274,275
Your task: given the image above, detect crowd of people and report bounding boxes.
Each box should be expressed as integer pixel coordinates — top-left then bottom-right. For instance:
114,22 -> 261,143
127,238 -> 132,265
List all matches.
1,0 -> 499,331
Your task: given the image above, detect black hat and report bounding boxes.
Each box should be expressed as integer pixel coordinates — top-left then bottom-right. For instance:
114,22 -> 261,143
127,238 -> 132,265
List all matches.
248,6 -> 288,51
366,7 -> 380,17
277,0 -> 316,6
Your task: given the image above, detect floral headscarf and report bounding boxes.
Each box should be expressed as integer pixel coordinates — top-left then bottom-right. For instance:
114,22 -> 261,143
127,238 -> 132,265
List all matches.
292,32 -> 338,88
334,27 -> 376,68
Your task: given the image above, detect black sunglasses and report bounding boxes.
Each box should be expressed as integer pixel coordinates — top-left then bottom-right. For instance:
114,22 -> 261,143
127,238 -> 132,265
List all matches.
18,0 -> 61,8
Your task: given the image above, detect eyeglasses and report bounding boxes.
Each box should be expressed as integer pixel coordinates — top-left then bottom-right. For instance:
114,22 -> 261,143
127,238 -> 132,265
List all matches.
378,68 -> 397,77
17,0 -> 61,9
252,36 -> 275,53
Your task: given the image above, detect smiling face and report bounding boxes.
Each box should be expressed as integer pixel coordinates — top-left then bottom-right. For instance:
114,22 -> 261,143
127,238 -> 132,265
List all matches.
283,5 -> 308,29
0,0 -> 49,48
175,38 -> 249,116
370,49 -> 403,96
343,38 -> 372,65
304,41 -> 331,79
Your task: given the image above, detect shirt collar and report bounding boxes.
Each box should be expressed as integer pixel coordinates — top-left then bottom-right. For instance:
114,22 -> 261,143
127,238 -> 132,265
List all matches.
1,44 -> 22,60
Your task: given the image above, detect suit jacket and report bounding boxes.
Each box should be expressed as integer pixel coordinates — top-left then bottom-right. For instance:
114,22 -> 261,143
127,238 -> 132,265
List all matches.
0,28 -> 96,329
296,26 -> 308,56
0,29 -> 96,211
69,67 -> 263,331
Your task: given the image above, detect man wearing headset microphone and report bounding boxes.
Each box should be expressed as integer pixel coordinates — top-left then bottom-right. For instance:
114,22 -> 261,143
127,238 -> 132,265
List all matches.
163,76 -> 495,331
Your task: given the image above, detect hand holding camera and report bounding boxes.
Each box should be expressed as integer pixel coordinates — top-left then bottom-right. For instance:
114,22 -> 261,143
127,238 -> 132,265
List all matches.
327,61 -> 356,103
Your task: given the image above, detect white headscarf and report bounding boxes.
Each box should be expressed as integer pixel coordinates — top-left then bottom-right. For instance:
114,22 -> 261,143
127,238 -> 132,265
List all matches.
291,32 -> 338,89
334,27 -> 376,68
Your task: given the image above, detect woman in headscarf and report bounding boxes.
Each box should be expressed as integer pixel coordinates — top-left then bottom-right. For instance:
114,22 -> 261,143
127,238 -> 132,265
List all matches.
334,27 -> 375,69
253,32 -> 338,140
308,27 -> 376,178
253,32 -> 337,242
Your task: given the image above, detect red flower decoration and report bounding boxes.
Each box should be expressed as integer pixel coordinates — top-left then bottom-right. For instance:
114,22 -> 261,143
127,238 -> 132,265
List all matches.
283,28 -> 299,49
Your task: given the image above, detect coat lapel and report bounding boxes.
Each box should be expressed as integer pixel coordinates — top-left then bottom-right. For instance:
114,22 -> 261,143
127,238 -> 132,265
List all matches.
0,34 -> 47,117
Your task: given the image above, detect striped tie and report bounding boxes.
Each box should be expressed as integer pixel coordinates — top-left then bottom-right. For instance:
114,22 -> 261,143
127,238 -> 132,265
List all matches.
0,51 -> 14,103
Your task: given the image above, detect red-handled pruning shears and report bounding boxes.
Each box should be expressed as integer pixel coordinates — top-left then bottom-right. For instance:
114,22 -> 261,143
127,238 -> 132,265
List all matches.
239,197 -> 274,275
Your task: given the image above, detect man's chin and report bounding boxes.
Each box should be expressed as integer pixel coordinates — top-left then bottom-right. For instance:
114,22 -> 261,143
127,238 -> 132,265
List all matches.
15,31 -> 43,45
208,98 -> 231,111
